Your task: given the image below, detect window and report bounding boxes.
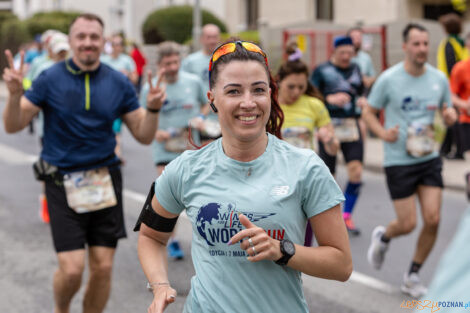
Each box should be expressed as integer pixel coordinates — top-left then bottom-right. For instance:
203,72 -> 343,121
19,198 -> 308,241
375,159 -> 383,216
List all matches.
317,0 -> 333,20
424,5 -> 455,20
246,0 -> 259,30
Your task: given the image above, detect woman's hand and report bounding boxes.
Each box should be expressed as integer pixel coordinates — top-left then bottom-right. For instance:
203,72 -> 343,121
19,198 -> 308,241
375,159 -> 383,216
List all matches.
229,214 -> 282,262
318,125 -> 339,156
147,285 -> 177,313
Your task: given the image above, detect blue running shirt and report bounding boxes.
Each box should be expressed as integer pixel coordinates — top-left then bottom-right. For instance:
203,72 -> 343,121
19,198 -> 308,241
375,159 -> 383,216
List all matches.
24,60 -> 139,169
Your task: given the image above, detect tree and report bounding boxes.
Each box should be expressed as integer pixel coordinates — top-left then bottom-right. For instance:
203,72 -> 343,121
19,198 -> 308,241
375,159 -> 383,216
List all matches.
142,5 -> 227,44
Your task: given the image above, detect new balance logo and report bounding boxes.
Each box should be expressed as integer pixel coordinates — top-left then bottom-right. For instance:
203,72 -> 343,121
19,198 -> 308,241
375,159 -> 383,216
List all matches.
270,186 -> 289,196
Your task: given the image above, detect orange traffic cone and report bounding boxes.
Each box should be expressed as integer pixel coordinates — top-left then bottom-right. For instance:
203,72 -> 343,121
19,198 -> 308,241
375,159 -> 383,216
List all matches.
39,194 -> 50,223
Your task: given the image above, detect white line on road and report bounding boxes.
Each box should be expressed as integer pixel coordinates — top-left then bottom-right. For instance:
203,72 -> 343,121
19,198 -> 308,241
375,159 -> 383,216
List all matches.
0,142 -> 37,165
124,188 -> 188,219
349,271 -> 395,294
0,142 -> 393,294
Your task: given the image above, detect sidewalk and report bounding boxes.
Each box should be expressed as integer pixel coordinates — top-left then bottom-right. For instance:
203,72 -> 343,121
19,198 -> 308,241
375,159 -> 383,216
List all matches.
0,81 -> 467,190
363,137 -> 468,192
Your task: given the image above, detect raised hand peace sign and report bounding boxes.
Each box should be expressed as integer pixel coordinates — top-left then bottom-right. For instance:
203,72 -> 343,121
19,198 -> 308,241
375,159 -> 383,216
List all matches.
3,49 -> 24,96
146,68 -> 167,112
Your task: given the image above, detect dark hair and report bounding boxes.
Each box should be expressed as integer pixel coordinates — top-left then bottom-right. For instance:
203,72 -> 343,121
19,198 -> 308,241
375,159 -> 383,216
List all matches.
439,13 -> 462,35
69,13 -> 104,31
209,40 -> 284,139
277,46 -> 324,101
346,26 -> 363,36
402,23 -> 428,42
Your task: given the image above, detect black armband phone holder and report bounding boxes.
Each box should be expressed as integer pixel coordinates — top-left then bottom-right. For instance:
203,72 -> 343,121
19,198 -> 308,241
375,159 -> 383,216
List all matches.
133,182 -> 178,232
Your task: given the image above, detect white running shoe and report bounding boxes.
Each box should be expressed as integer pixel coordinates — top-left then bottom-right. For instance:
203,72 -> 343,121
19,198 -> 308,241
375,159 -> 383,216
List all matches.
401,272 -> 428,298
367,226 -> 388,270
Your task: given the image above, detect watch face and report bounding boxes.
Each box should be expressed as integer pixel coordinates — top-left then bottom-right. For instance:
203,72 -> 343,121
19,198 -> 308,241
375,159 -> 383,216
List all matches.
283,240 -> 295,255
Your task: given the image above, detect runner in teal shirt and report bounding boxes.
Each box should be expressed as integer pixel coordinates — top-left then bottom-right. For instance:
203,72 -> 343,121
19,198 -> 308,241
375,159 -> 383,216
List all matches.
136,40 -> 352,313
367,61 -> 451,167
100,53 -> 136,77
140,70 -> 206,166
181,24 -> 220,92
181,51 -> 210,91
363,24 -> 458,299
181,24 -> 222,140
157,135 -> 345,313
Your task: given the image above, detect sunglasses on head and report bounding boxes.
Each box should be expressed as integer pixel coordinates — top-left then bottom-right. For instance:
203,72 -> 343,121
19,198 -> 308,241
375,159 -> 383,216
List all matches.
208,41 -> 268,87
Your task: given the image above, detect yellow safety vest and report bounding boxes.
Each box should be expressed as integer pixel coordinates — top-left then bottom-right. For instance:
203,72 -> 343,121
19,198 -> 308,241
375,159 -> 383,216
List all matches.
437,36 -> 469,78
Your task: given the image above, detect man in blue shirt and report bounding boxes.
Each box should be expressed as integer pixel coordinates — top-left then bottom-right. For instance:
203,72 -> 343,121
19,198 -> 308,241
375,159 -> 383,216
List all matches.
311,36 -> 367,236
2,13 -> 165,313
362,23 -> 457,298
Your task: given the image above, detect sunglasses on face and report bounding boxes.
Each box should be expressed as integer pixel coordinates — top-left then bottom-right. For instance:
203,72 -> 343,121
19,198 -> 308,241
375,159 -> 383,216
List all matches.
208,41 -> 268,87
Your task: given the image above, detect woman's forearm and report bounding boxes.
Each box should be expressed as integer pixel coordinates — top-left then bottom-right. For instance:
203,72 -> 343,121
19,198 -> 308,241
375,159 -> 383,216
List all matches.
287,245 -> 352,282
138,232 -> 171,290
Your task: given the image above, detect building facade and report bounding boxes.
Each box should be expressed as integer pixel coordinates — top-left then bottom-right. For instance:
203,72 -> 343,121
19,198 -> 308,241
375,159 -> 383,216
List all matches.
8,0 -> 469,42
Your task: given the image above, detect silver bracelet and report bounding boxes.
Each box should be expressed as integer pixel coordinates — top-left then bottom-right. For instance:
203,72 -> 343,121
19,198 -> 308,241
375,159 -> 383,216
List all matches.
147,281 -> 170,292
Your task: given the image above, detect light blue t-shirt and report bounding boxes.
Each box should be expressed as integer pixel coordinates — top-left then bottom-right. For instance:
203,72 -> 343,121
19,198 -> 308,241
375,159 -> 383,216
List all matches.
352,50 -> 376,77
181,50 -> 211,92
368,62 -> 451,167
27,54 -> 54,82
140,71 -> 206,164
414,206 -> 470,313
100,53 -> 136,73
155,134 -> 345,313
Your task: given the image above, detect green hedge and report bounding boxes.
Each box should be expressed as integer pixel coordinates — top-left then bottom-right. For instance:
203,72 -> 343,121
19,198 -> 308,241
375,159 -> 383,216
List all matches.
142,5 -> 227,44
220,30 -> 260,44
25,11 -> 81,37
0,16 -> 31,71
0,11 -> 16,26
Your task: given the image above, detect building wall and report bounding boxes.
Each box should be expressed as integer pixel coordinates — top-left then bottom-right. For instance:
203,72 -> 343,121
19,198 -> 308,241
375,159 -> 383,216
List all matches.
259,0 -> 313,28
334,0 -> 399,25
12,0 -> 227,42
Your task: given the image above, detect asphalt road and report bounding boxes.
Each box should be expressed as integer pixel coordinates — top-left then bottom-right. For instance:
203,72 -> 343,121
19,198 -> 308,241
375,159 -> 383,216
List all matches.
0,108 -> 468,313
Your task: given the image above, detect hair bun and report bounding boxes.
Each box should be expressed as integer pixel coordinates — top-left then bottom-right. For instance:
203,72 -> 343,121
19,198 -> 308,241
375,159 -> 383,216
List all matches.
287,48 -> 303,61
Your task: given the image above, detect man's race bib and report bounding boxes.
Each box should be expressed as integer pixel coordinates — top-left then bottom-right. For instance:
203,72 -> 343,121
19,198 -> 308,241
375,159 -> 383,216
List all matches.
282,127 -> 313,149
406,124 -> 435,158
200,119 -> 222,139
63,167 -> 117,214
332,118 -> 359,142
165,128 -> 190,153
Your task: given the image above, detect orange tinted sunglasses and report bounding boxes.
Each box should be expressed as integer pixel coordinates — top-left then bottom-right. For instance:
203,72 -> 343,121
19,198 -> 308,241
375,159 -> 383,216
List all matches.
208,41 -> 268,86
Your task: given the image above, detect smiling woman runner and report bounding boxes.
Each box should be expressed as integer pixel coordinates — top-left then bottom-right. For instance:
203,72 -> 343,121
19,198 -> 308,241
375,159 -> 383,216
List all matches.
135,40 -> 352,313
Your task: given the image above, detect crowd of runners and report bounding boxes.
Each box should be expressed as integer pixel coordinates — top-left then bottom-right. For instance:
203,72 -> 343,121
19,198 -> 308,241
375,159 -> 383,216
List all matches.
1,10 -> 468,313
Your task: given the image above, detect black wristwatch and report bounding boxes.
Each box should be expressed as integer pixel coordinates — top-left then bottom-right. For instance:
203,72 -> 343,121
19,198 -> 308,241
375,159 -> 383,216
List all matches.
275,239 -> 296,265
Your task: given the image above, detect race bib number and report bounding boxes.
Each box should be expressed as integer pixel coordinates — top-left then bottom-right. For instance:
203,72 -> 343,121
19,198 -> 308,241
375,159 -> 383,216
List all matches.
332,118 -> 359,142
165,128 -> 190,153
282,127 -> 313,149
63,167 -> 117,214
200,119 -> 222,139
406,124 -> 435,158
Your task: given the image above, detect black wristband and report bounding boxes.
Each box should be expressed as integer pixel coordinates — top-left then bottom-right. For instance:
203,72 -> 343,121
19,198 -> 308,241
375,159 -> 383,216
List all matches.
147,107 -> 160,114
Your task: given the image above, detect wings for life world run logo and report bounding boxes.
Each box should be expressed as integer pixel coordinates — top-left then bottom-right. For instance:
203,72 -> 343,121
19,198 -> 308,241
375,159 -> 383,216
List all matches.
196,202 -> 285,247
